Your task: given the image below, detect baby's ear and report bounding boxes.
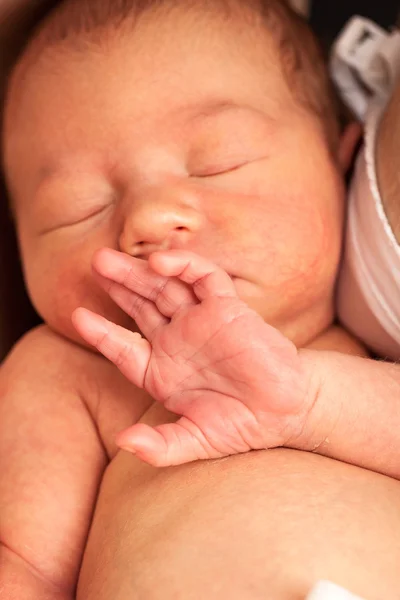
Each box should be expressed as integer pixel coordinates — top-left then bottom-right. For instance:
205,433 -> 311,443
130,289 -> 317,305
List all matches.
338,122 -> 362,174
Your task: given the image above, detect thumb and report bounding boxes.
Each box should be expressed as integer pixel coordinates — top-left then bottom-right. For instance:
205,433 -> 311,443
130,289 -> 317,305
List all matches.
116,418 -> 224,467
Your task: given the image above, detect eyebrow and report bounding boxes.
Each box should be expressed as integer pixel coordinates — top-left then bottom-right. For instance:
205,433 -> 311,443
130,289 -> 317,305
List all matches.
184,100 -> 241,120
176,99 -> 272,125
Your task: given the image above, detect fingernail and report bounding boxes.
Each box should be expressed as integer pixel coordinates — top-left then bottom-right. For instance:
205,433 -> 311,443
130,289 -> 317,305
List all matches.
83,311 -> 109,336
119,445 -> 137,455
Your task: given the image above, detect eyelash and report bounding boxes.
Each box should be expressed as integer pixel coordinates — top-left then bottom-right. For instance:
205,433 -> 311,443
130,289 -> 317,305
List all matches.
193,161 -> 249,179
38,201 -> 112,235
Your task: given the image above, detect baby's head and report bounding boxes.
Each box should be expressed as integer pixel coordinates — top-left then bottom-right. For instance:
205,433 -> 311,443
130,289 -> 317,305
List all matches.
2,0 -> 350,348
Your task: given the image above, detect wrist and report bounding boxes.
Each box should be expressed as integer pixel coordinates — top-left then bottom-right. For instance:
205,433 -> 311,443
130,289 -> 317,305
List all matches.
288,349 -> 337,454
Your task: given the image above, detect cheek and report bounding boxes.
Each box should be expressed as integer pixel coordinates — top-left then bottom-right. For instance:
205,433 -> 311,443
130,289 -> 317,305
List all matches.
53,257 -> 92,320
211,155 -> 344,285
245,190 -> 343,333
23,239 -> 134,344
23,245 -> 94,337
236,187 -> 342,282
264,192 -> 341,277
219,171 -> 344,327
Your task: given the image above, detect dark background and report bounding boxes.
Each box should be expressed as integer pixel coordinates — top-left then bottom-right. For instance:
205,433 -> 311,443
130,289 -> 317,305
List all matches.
311,0 -> 399,45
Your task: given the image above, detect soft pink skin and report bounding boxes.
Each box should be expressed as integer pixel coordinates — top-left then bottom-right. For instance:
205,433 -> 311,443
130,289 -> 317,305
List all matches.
73,248 -> 311,467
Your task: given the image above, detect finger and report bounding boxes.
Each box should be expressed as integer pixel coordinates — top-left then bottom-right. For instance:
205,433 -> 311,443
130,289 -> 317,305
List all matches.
149,250 -> 237,301
94,273 -> 168,341
72,308 -> 151,387
93,248 -> 198,317
116,417 -> 226,467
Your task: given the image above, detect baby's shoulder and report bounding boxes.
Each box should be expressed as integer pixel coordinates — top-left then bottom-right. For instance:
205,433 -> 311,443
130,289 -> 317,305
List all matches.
2,324 -> 98,385
1,326 -> 153,456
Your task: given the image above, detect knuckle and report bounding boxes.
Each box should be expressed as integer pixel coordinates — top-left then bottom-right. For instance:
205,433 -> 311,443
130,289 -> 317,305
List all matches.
95,331 -> 110,354
114,343 -> 132,368
122,265 -> 136,289
127,294 -> 147,318
151,279 -> 168,304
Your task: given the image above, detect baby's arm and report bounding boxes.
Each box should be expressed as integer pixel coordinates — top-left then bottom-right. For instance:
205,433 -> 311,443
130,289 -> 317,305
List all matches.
0,326 -> 108,599
293,349 -> 400,479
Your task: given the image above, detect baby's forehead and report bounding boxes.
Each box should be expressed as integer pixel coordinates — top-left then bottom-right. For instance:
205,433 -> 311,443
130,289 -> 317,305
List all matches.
7,0 -> 338,151
5,1 -> 286,133
17,0 -> 264,61
6,0 -> 268,104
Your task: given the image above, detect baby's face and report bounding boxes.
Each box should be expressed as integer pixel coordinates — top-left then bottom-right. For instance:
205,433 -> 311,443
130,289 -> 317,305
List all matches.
3,6 -> 345,347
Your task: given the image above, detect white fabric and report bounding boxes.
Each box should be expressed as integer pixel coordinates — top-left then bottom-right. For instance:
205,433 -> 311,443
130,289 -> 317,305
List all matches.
332,18 -> 400,360
331,16 -> 400,120
338,99 -> 400,358
307,581 -> 366,600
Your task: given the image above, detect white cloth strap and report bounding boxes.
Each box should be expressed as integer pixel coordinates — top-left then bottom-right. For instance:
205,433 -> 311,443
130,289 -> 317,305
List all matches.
307,581 -> 366,600
331,16 -> 400,121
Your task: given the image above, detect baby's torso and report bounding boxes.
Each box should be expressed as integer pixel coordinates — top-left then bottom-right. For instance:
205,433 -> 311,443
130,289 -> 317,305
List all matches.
62,324 -> 400,600
10,325 -> 395,599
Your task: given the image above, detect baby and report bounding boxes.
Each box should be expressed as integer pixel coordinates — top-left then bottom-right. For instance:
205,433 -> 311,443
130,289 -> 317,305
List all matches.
1,0 -> 400,599
69,15 -> 400,471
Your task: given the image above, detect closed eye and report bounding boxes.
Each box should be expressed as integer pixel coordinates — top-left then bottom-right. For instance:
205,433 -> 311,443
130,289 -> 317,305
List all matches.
38,201 -> 113,235
193,155 -> 269,179
192,161 -> 250,178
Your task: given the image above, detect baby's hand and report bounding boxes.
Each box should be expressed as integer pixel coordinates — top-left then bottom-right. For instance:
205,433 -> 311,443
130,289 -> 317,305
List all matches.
73,249 -> 314,467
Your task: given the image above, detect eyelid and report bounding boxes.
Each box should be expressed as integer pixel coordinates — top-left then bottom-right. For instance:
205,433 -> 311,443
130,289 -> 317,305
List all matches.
193,150 -> 272,178
37,199 -> 113,235
190,147 -> 257,177
188,109 -> 274,177
193,160 -> 249,178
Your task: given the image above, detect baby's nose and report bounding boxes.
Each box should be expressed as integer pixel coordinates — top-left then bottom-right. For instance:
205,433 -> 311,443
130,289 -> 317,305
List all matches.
119,193 -> 204,259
